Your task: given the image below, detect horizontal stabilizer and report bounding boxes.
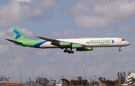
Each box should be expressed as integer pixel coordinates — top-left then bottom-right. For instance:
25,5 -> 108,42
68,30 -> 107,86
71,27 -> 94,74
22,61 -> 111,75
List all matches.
6,39 -> 23,45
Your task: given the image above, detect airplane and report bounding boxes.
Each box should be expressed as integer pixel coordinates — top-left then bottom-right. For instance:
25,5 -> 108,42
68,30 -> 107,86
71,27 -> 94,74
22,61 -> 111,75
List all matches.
6,26 -> 130,54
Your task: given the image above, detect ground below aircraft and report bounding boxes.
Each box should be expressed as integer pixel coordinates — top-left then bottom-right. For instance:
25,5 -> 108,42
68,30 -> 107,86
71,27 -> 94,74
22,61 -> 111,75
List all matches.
6,26 -> 130,54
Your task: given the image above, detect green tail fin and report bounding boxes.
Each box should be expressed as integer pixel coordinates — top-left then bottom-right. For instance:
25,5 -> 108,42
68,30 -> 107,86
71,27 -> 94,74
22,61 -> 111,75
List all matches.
12,26 -> 27,41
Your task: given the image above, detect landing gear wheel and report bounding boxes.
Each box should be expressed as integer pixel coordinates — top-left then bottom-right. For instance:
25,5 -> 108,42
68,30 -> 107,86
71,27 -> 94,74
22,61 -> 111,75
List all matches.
64,49 -> 68,53
67,50 -> 71,54
119,47 -> 121,52
63,48 -> 74,54
70,51 -> 74,54
64,50 -> 67,53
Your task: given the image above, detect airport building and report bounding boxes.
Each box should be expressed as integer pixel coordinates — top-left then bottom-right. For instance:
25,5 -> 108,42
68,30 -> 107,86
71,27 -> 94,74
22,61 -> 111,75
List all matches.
122,72 -> 135,86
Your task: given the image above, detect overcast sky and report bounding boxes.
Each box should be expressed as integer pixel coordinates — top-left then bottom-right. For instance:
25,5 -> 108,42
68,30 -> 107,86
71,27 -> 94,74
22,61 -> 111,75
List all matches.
0,0 -> 135,82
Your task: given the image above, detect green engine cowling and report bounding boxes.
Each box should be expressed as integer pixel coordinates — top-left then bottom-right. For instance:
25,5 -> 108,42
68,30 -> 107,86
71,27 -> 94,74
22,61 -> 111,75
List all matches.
60,42 -> 71,47
72,44 -> 83,48
76,47 -> 93,51
60,42 -> 83,48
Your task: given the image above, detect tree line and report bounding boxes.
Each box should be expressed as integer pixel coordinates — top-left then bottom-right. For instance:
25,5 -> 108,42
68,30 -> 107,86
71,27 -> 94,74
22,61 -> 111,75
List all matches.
61,72 -> 129,86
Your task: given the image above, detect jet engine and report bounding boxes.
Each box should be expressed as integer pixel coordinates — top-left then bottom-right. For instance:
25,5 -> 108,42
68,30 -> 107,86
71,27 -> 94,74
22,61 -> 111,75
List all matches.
76,47 -> 93,51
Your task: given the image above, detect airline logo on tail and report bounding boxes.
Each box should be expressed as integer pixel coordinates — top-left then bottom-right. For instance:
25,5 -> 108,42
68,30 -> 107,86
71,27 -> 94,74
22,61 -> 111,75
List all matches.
13,30 -> 21,39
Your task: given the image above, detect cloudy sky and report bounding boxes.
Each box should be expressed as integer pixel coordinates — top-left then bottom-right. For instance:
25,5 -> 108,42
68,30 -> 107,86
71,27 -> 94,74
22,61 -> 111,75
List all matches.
0,0 -> 135,82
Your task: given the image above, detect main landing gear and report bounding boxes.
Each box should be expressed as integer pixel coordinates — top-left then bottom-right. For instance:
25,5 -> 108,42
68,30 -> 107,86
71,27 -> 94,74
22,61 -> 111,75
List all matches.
63,48 -> 74,54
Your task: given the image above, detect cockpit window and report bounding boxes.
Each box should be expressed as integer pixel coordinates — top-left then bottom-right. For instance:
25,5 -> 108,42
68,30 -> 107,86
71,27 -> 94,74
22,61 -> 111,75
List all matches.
122,39 -> 125,41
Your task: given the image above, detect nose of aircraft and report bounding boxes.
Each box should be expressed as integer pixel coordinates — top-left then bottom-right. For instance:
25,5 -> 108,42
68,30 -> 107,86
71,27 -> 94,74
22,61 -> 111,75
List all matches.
121,41 -> 130,46
125,41 -> 130,46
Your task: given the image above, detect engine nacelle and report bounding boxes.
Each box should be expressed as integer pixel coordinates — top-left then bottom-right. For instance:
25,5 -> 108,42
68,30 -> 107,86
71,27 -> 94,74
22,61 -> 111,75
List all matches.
72,44 -> 83,48
76,47 -> 93,51
60,42 -> 71,47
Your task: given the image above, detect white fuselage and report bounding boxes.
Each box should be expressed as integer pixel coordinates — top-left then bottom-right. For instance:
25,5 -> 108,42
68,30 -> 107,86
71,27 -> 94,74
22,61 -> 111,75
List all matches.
39,37 -> 130,48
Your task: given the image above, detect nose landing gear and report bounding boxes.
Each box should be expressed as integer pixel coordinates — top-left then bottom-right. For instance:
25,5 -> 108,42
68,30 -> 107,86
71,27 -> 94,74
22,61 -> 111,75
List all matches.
119,47 -> 121,52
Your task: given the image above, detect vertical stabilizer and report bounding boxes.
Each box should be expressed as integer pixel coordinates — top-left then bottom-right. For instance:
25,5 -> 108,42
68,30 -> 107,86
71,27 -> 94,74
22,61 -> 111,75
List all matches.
12,26 -> 27,41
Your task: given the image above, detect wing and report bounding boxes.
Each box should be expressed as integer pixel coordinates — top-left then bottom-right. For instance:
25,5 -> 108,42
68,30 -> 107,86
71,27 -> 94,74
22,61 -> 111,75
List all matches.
37,36 -> 59,43
37,36 -> 93,52
37,36 -> 85,48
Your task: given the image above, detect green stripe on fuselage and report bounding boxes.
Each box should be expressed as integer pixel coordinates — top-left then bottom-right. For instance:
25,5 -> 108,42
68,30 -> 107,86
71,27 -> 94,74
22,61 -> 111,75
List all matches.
21,39 -> 47,48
